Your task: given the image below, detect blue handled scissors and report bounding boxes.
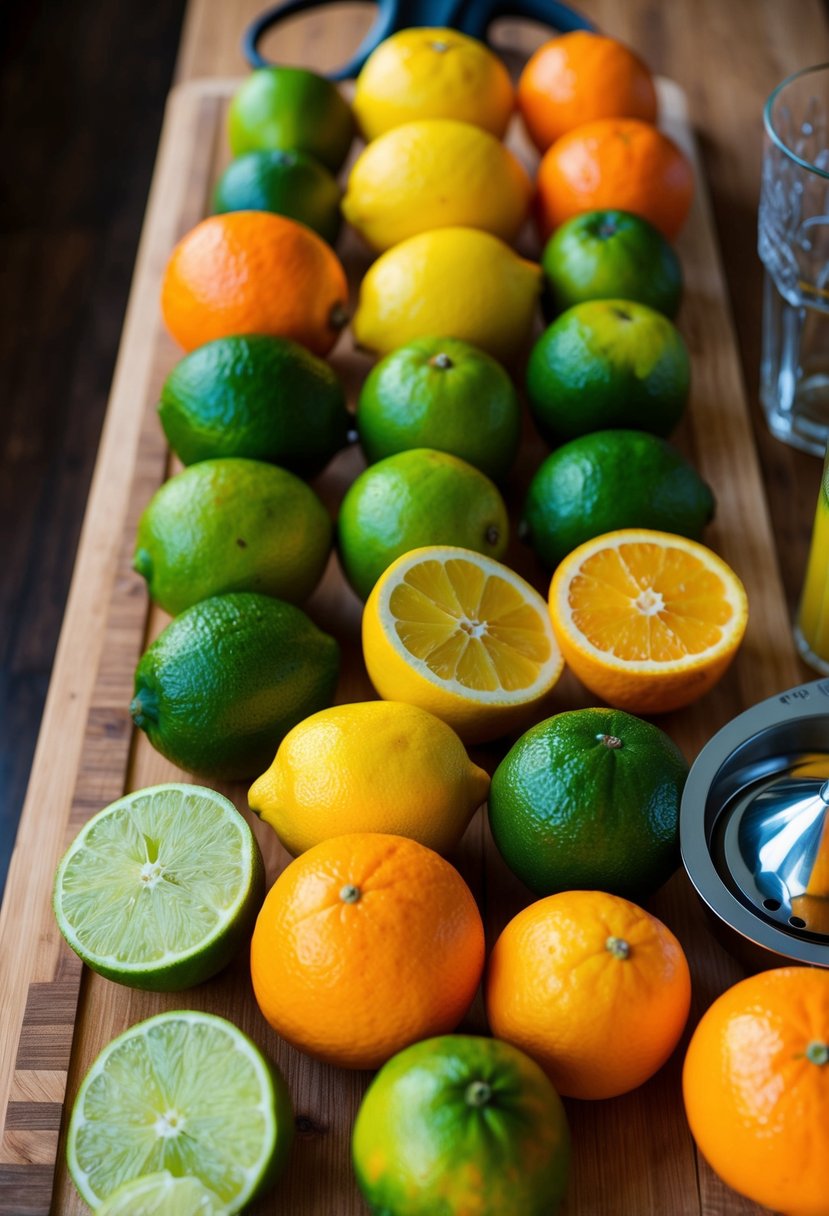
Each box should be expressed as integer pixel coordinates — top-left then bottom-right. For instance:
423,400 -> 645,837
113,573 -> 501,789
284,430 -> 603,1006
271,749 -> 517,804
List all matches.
243,0 -> 594,81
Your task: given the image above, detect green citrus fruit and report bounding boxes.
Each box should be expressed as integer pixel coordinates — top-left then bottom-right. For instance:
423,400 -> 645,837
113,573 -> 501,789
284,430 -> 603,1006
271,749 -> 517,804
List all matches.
131,592 -> 340,780
337,448 -> 509,599
134,458 -> 332,616
158,334 -> 349,474
352,1034 -> 570,1216
526,299 -> 690,443
67,1011 -> 293,1212
522,430 -> 715,568
53,783 -> 264,991
228,66 -> 354,173
96,1173 -> 229,1215
488,708 -> 689,900
356,336 -> 521,481
213,149 -> 342,245
541,209 -> 683,320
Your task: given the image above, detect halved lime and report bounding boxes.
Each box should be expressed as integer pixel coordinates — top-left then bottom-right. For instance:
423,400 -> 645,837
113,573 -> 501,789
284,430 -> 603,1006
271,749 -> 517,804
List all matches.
67,1011 -> 293,1212
97,1171 -> 229,1215
53,784 -> 264,990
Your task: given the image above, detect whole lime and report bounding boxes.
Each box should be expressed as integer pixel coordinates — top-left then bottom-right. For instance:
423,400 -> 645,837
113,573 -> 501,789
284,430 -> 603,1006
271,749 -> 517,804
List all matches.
526,299 -> 690,443
522,430 -> 715,568
131,592 -> 340,779
134,458 -> 332,615
213,149 -> 342,245
541,209 -> 683,319
356,336 -> 521,481
158,334 -> 349,474
488,708 -> 688,900
353,1035 -> 570,1216
337,448 -> 509,599
228,66 -> 355,173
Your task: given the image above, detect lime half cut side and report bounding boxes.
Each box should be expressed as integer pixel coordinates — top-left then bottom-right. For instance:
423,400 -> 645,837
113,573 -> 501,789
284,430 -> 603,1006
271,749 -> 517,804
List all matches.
67,1011 -> 293,1212
97,1171 -> 230,1215
53,784 -> 264,990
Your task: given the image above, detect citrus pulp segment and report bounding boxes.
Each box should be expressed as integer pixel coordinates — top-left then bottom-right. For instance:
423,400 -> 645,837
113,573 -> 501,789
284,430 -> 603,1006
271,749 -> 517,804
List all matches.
96,1171 -> 229,1215
53,784 -> 263,990
67,1011 -> 292,1211
549,529 -> 748,713
363,547 -> 563,742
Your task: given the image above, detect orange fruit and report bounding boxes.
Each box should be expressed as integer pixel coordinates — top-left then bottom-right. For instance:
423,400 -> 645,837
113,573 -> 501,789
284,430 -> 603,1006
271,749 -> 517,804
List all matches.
535,118 -> 694,242
486,889 -> 691,1099
250,833 -> 485,1070
683,967 -> 829,1216
548,529 -> 748,714
518,31 -> 657,153
160,211 -> 348,356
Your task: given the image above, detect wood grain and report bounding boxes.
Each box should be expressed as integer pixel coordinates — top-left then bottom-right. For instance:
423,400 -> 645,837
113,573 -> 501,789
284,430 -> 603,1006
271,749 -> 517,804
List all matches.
0,65 -> 803,1214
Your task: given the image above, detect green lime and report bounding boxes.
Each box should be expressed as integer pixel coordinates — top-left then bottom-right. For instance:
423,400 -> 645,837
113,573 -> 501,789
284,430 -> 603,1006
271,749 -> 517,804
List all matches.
541,209 -> 683,320
526,299 -> 690,444
352,1035 -> 570,1216
67,1011 -> 293,1212
489,709 -> 688,901
522,430 -> 715,569
96,1172 -> 229,1215
228,66 -> 355,173
213,150 -> 342,245
356,336 -> 521,481
337,448 -> 509,599
131,592 -> 340,780
134,458 -> 332,616
158,334 -> 349,474
53,784 -> 263,991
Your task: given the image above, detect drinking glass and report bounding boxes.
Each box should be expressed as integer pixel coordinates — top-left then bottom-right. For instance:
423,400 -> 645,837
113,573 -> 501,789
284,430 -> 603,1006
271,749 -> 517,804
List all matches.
759,64 -> 829,455
794,441 -> 829,673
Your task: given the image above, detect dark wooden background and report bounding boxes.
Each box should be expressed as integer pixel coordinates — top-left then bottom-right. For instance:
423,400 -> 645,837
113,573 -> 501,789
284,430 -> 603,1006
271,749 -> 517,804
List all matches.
0,0 -> 186,890
2,0 -> 828,898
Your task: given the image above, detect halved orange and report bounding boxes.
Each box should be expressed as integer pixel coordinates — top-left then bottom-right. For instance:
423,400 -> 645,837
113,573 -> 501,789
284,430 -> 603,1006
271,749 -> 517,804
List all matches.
363,546 -> 564,742
548,529 -> 748,713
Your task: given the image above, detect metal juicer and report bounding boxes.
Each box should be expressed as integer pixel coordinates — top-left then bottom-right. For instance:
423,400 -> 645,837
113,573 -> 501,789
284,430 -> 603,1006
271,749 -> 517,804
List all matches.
681,678 -> 829,970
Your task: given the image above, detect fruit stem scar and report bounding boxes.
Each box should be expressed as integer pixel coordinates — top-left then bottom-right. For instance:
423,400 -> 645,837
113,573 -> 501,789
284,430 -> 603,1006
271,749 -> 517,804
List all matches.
465,1080 -> 492,1107
486,526 -> 500,545
806,1040 -> 829,1065
606,936 -> 631,959
600,734 -> 623,749
329,302 -> 349,331
339,883 -> 361,904
429,353 -> 454,370
610,306 -> 632,321
430,40 -> 449,51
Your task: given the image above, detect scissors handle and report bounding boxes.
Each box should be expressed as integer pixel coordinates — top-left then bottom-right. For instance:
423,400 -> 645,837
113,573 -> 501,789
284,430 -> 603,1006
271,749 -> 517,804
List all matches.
243,0 -> 594,80
243,0 -> 398,81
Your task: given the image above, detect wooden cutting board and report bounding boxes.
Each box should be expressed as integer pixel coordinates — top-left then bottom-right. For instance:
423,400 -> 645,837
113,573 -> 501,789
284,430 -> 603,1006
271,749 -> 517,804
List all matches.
0,76 -> 803,1216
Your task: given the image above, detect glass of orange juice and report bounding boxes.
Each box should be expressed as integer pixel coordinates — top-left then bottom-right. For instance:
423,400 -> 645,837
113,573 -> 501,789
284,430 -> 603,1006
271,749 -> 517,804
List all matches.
795,445 -> 829,673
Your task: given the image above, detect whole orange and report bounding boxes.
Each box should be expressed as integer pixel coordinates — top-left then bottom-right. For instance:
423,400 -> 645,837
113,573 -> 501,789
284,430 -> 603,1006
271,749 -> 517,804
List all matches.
160,211 -> 348,355
535,118 -> 694,242
683,967 -> 829,1216
518,31 -> 657,152
250,832 -> 485,1069
485,889 -> 691,1099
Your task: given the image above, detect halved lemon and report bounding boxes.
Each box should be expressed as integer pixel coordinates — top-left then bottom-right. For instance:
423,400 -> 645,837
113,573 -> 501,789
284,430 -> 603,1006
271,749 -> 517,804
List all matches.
548,529 -> 748,714
362,546 -> 563,742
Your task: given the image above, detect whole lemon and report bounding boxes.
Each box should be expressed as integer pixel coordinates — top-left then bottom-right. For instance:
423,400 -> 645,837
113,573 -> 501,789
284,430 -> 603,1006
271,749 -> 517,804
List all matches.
343,119 -> 531,252
354,27 -> 514,142
249,701 -> 490,856
353,227 -> 542,364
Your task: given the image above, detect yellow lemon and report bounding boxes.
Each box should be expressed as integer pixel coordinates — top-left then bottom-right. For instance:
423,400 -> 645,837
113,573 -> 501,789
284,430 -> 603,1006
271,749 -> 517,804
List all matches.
352,228 -> 542,364
353,27 -> 514,142
342,119 -> 531,252
248,701 -> 490,855
362,546 -> 564,744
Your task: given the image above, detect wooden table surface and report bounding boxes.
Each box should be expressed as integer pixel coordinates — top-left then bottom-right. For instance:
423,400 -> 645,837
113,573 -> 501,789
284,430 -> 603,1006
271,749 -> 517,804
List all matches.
2,1 -> 829,1213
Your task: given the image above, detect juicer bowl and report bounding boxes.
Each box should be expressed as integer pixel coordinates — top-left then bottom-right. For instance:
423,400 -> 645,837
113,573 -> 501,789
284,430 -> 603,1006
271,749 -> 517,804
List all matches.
680,678 -> 829,970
